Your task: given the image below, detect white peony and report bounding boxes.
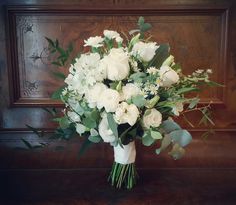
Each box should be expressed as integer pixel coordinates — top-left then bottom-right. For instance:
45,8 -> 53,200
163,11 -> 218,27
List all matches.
98,114 -> 116,143
85,83 -> 107,108
84,36 -> 104,48
143,108 -> 162,129
103,30 -> 120,39
114,102 -> 139,126
132,41 -> 159,62
121,83 -> 141,101
101,48 -> 130,81
159,65 -> 179,87
97,88 -> 120,112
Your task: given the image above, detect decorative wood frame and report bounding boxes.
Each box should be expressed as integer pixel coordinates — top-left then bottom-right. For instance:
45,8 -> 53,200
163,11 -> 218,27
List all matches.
5,5 -> 229,107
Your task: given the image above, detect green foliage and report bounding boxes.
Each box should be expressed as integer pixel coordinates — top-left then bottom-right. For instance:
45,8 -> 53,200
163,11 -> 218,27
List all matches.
160,120 -> 181,134
199,107 -> 215,126
188,98 -> 200,109
129,72 -> 147,83
131,95 -> 146,108
46,37 -> 73,67
51,71 -> 66,80
176,87 -> 200,95
169,129 -> 192,147
148,44 -> 170,68
51,85 -> 66,100
88,135 -> 101,143
169,143 -> 185,160
142,131 -> 155,146
138,16 -> 152,38
107,113 -> 118,139
155,134 -> 171,155
78,138 -> 93,159
142,130 -> 162,146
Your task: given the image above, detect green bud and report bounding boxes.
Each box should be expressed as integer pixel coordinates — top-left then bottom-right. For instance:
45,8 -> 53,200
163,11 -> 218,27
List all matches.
145,95 -> 160,108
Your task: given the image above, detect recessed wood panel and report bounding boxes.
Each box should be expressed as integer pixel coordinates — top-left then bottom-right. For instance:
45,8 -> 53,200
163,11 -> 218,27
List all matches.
6,6 -> 228,107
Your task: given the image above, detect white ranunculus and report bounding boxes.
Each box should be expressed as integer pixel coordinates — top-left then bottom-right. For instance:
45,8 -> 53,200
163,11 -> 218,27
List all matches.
67,111 -> 81,122
103,30 -> 120,39
98,113 -> 116,143
132,41 -> 159,62
97,88 -> 120,112
114,102 -> 139,126
159,65 -> 179,87
121,83 -> 141,101
172,102 -> 184,116
101,48 -> 130,81
84,36 -> 104,48
85,83 -> 107,108
143,108 -> 162,129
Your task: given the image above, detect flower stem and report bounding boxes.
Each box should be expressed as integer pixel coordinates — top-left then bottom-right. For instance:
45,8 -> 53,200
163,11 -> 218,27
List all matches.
108,162 -> 138,189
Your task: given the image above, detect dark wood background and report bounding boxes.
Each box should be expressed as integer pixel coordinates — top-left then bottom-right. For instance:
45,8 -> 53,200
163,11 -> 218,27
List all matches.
0,0 -> 236,204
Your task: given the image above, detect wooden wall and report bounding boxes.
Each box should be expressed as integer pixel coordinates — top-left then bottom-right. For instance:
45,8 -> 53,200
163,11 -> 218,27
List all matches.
0,0 -> 236,171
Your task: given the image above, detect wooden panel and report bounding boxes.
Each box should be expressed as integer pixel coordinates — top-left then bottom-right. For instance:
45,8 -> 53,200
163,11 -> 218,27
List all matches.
1,0 -> 236,173
6,6 -> 228,107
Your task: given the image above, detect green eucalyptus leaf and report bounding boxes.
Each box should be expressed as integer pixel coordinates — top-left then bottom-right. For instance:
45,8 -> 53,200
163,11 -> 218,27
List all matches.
150,131 -> 162,140
76,123 -> 86,135
78,138 -> 93,159
132,95 -> 146,108
107,113 -> 118,138
155,134 -> 172,155
88,135 -> 101,143
90,128 -> 98,136
176,87 -> 200,95
142,132 -> 155,146
82,117 -> 96,129
169,143 -> 185,160
161,120 -> 181,134
169,129 -> 192,147
140,23 -> 152,32
129,72 -> 147,83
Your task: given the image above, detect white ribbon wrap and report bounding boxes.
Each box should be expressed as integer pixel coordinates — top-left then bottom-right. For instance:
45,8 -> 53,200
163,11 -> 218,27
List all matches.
114,141 -> 136,165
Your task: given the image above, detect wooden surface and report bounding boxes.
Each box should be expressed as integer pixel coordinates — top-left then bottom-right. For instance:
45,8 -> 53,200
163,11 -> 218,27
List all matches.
1,169 -> 236,205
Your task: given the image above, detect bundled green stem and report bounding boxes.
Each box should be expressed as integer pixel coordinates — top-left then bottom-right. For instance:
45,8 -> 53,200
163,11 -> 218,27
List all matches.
108,162 -> 138,189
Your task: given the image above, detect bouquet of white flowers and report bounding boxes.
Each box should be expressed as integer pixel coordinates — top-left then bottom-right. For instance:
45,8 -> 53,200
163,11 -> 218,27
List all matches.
30,17 -> 218,189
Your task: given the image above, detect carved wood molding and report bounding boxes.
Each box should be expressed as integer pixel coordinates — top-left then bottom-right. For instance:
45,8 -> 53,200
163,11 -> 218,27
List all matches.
5,5 -> 229,107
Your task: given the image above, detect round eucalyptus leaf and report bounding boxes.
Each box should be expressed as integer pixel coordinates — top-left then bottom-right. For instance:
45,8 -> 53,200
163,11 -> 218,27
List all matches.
169,129 -> 192,147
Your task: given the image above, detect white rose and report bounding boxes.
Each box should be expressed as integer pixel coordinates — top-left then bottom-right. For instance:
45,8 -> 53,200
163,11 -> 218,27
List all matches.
84,36 -> 104,48
121,83 -> 141,101
85,83 -> 107,108
101,48 -> 130,81
114,102 -> 139,126
67,111 -> 81,122
159,65 -> 179,87
97,88 -> 120,112
103,30 -> 120,39
143,108 -> 162,129
132,41 -> 159,62
98,113 -> 116,143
